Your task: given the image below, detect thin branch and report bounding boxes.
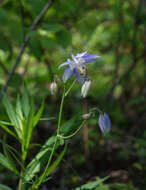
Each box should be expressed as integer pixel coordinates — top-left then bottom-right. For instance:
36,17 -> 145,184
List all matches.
0,0 -> 54,98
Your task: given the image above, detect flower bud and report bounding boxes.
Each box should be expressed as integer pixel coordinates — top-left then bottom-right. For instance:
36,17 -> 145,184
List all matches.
81,80 -> 92,98
82,113 -> 91,120
50,81 -> 58,95
98,112 -> 111,135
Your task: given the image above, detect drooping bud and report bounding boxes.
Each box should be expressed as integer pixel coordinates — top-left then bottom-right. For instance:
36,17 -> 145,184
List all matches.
50,81 -> 58,95
98,112 -> 111,135
82,113 -> 91,120
81,80 -> 92,98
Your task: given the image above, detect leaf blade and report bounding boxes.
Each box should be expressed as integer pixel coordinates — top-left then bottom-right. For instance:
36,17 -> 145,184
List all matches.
0,184 -> 13,190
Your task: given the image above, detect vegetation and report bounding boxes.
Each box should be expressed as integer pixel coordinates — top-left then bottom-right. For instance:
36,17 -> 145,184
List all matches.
0,0 -> 145,189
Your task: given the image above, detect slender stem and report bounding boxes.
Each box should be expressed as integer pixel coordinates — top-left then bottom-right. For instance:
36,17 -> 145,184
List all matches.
58,120 -> 86,139
57,85 -> 66,135
32,85 -> 66,189
90,107 -> 103,114
18,158 -> 25,190
18,170 -> 23,190
65,79 -> 76,97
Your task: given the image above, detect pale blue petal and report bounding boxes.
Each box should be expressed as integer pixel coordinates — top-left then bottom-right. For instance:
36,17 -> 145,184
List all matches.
98,112 -> 111,135
59,59 -> 73,69
104,113 -> 111,130
62,67 -> 74,83
74,68 -> 87,84
76,52 -> 88,57
82,54 -> 100,63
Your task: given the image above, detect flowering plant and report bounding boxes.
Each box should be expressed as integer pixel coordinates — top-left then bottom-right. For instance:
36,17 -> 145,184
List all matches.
0,51 -> 111,190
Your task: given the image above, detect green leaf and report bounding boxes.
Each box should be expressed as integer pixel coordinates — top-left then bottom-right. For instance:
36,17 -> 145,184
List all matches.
16,95 -> 23,121
0,153 -> 12,170
23,136 -> 56,182
0,184 -> 13,190
22,102 -> 34,161
0,121 -> 14,126
73,176 -> 109,190
0,153 -> 18,174
2,138 -> 19,175
21,87 -> 30,118
33,101 -> 44,128
3,94 -> 22,140
40,117 -> 55,121
0,123 -> 18,141
45,144 -> 67,177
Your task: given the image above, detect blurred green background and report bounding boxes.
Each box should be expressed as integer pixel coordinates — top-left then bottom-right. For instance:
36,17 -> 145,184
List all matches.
0,0 -> 146,189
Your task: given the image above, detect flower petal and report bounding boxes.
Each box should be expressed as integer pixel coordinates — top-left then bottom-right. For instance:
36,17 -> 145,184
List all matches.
62,66 -> 74,83
76,52 -> 88,57
59,59 -> 73,69
82,54 -> 100,63
98,112 -> 111,135
74,68 -> 87,84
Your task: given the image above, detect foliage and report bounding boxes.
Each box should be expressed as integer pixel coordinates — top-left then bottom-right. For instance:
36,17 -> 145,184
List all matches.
0,0 -> 146,189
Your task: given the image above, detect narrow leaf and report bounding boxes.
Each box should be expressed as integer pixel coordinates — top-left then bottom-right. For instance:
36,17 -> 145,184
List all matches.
0,153 -> 18,174
22,102 -> 34,161
0,120 -> 14,126
23,136 -> 56,182
33,101 -> 44,128
74,176 -> 109,190
2,138 -> 19,175
45,143 -> 67,177
3,93 -> 22,139
16,95 -> 23,120
21,87 -> 30,118
0,184 -> 13,190
40,117 -> 55,121
0,123 -> 19,141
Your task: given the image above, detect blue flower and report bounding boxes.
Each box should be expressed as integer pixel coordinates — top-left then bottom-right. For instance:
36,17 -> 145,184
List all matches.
59,52 -> 100,84
98,112 -> 111,135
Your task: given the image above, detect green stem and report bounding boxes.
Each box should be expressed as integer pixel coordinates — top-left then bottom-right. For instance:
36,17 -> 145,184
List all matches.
32,85 -> 66,189
18,159 -> 25,190
65,79 -> 76,97
58,120 -> 86,139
